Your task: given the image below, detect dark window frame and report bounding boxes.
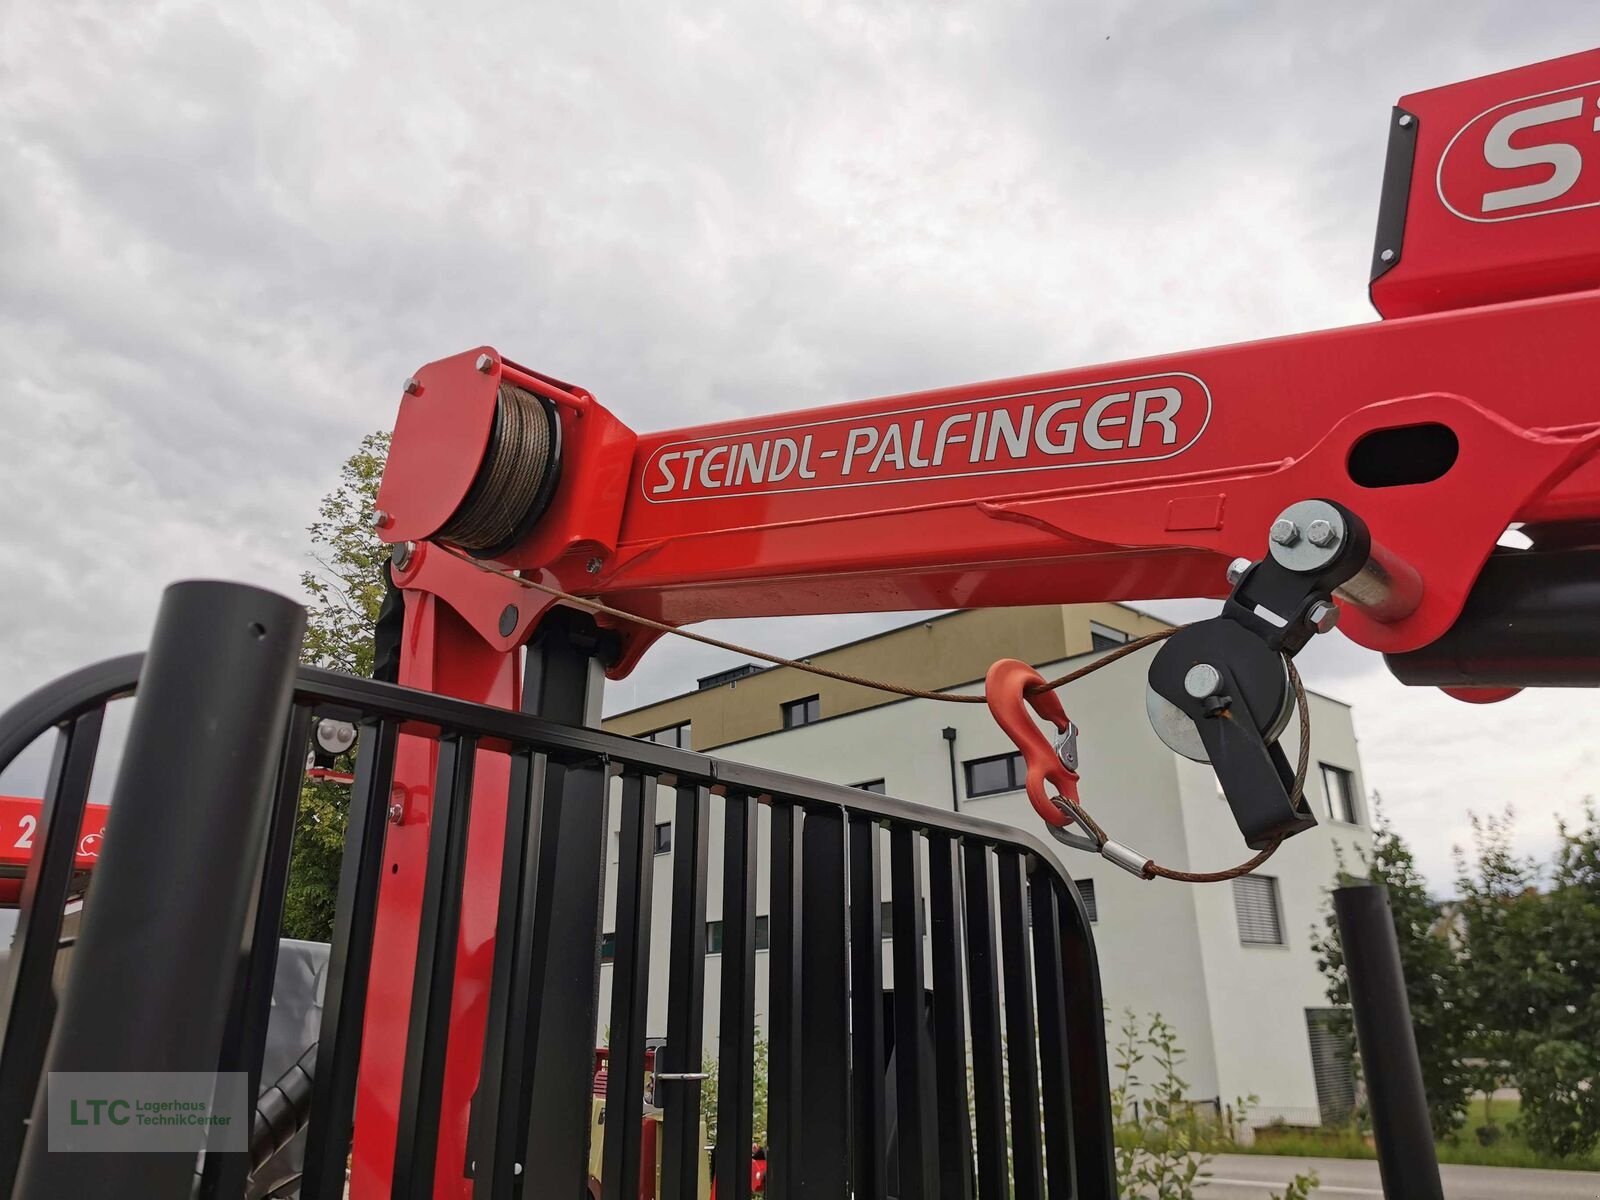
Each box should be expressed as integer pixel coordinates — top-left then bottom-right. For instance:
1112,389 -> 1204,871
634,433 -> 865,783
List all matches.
963,751 -> 1025,798
1233,874 -> 1286,946
781,695 -> 821,728
653,821 -> 672,855
852,779 -> 887,794
705,915 -> 772,955
1090,621 -> 1132,651
644,721 -> 691,749
1320,763 -> 1360,825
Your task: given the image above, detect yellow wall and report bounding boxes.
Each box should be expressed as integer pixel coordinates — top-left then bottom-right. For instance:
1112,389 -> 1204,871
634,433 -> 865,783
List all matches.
603,603 -> 1168,751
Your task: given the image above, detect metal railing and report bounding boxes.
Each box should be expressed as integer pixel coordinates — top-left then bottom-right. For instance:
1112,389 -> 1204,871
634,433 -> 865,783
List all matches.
0,581 -> 1117,1198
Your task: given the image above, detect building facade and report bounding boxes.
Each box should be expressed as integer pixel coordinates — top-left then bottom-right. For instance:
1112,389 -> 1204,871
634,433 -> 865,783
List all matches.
597,603 -> 1370,1128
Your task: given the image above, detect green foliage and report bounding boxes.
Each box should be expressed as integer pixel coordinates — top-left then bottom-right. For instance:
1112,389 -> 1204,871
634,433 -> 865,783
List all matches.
1111,1010 -> 1316,1200
700,1026 -> 768,1152
1310,796 -> 1473,1140
282,431 -> 390,941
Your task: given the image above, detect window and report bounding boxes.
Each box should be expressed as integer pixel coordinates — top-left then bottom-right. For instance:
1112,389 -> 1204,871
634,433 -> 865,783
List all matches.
1306,1008 -> 1357,1125
654,822 -> 672,855
1076,878 -> 1099,923
1320,764 -> 1360,824
781,695 -> 820,728
1232,875 -> 1285,945
852,779 -> 887,794
964,751 -> 1025,798
1090,621 -> 1131,651
600,931 -> 617,964
645,721 -> 691,749
706,915 -> 771,954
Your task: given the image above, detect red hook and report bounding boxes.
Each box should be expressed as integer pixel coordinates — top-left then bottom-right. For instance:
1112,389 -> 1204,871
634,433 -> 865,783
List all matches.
983,658 -> 1082,831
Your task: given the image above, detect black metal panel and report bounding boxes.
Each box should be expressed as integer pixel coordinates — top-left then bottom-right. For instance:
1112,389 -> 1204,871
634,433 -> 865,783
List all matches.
848,813 -> 887,1200
14,580 -> 304,1200
715,792 -> 759,1200
889,826 -> 938,1196
998,852 -> 1045,1200
1370,105 -> 1419,286
392,734 -> 478,1197
796,807 -> 849,1198
765,801 -> 803,1200
0,707 -> 104,1196
198,704 -> 314,1200
660,784 -> 711,1200
470,747 -> 545,1198
1054,878 -> 1118,1197
962,842 -> 1008,1200
602,771 -> 659,1200
1029,869 -> 1076,1199
926,832 -> 974,1200
302,717 -> 400,1200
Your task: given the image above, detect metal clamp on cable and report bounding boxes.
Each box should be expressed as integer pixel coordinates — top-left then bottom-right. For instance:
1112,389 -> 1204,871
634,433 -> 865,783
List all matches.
1100,839 -> 1153,878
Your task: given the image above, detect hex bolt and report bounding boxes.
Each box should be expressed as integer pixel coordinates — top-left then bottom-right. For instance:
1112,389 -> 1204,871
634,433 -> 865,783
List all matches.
1226,557 -> 1252,586
402,376 -> 423,395
1397,113 -> 1413,128
371,509 -> 393,531
1305,519 -> 1338,548
391,541 -> 415,571
1380,248 -> 1396,263
475,353 -> 495,373
585,556 -> 604,575
1308,600 -> 1341,633
1184,663 -> 1223,699
1269,519 -> 1300,547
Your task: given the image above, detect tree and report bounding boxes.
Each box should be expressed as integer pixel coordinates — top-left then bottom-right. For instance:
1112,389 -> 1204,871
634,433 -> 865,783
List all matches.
1458,804 -> 1600,1158
282,431 -> 390,940
1312,797 -> 1473,1140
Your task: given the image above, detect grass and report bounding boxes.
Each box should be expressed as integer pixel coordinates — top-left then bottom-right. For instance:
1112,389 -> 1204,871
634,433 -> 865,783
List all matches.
1232,1099 -> 1600,1173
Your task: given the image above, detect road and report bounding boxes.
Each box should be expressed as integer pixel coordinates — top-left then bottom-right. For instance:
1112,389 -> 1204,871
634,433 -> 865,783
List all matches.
1201,1153 -> 1600,1199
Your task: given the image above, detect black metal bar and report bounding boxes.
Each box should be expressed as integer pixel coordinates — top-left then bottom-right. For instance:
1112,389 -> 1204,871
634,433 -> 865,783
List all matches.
603,771 -> 658,1200
998,852 -> 1044,1200
1334,883 -> 1445,1200
889,826 -> 937,1197
470,747 -> 545,1197
392,734 -> 478,1197
660,784 -> 711,1200
0,707 -> 104,1196
962,842 -> 1008,1200
198,704 -> 314,1200
518,613 -> 610,1197
715,792 -> 758,1200
14,580 -> 304,1200
927,832 -> 974,1200
765,800 -> 803,1200
0,654 -> 140,775
1029,868 -> 1076,1199
848,813 -> 887,1200
1054,877 -> 1118,1197
302,716 -> 400,1200
796,807 -> 848,1197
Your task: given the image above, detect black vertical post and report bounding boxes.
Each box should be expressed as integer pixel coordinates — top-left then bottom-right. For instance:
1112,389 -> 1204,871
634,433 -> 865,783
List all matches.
926,833 -> 974,1199
15,581 -> 305,1200
715,793 -> 759,1200
1333,882 -> 1444,1200
796,808 -> 848,1198
889,827 -> 937,1196
847,814 -> 887,1200
765,801 -> 803,1200
660,784 -> 711,1200
516,612 -> 610,1197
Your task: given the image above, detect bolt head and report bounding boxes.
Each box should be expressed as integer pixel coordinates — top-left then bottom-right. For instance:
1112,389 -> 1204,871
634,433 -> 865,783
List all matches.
585,556 -> 604,575
371,509 -> 392,531
1226,556 -> 1252,586
402,376 -> 422,396
475,353 -> 495,374
1380,248 -> 1396,263
1397,113 -> 1413,128
1184,663 -> 1223,700
1269,519 -> 1300,547
1305,519 -> 1338,548
1308,600 -> 1341,634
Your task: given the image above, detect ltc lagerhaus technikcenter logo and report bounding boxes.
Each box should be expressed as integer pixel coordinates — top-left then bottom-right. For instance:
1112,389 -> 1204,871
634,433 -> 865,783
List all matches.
46,1072 -> 247,1153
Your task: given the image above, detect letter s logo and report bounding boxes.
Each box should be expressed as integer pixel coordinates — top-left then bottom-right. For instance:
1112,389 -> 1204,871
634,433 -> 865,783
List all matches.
1437,81 -> 1600,222
1480,98 -> 1585,212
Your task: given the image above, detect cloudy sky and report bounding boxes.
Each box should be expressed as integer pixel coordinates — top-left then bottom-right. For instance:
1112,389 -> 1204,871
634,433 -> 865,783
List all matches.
3,2 -> 1597,889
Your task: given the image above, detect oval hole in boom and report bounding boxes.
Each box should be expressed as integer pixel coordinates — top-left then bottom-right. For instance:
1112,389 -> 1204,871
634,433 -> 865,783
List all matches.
1347,423 -> 1458,488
